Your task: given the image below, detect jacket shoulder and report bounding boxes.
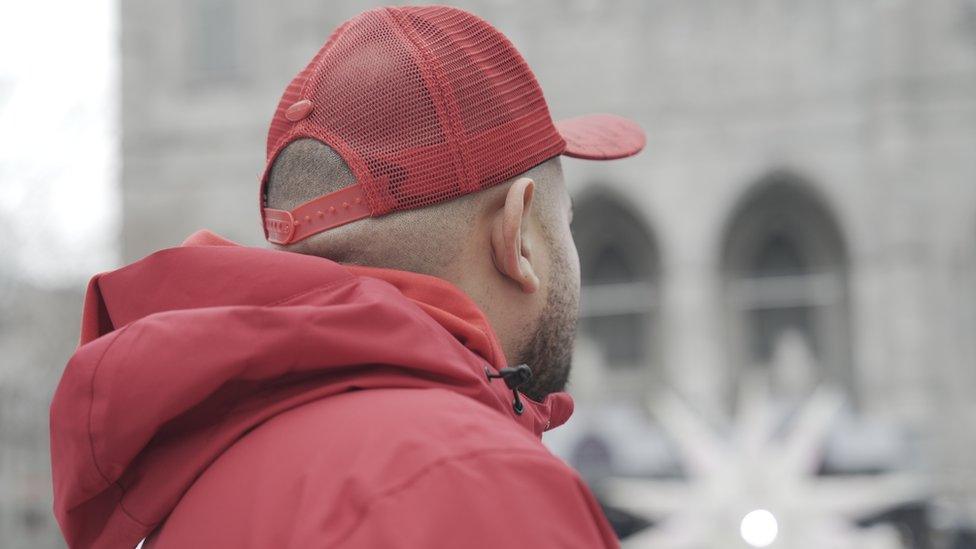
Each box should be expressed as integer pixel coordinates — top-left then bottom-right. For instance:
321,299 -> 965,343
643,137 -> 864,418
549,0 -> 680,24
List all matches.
148,388 -> 572,548
285,386 -> 557,464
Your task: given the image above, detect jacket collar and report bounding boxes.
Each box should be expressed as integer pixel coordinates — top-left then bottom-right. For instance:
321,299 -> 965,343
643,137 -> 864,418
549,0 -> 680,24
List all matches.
181,230 -> 574,435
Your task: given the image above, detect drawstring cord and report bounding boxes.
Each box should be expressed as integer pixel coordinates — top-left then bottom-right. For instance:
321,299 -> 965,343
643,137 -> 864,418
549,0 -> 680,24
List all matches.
484,364 -> 532,415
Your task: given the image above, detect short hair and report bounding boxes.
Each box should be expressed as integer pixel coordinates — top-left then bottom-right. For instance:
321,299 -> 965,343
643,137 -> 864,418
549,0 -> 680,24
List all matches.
265,138 -> 562,276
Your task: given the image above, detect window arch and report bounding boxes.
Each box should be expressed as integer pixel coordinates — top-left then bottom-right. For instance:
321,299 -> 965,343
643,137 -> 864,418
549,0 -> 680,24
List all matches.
720,171 -> 852,394
572,189 -> 659,371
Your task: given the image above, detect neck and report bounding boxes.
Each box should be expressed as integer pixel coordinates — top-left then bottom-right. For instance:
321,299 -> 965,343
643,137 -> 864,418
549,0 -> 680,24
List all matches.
443,260 -> 531,370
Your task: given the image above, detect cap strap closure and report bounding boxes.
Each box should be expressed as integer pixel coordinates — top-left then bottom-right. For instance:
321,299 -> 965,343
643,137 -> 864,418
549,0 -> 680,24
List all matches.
263,184 -> 370,245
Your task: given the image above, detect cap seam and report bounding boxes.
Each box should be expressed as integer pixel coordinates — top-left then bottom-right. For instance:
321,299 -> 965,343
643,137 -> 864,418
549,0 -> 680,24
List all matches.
383,8 -> 476,195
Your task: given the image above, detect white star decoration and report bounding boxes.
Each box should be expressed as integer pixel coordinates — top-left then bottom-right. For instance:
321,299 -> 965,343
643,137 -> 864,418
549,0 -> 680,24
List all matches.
604,376 -> 927,549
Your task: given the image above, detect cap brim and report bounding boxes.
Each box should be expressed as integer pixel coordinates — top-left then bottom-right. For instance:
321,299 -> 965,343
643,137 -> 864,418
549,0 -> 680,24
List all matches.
555,113 -> 646,160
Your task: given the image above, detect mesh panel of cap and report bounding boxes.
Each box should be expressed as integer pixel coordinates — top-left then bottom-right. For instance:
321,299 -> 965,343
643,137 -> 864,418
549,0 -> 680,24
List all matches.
259,5 -> 567,242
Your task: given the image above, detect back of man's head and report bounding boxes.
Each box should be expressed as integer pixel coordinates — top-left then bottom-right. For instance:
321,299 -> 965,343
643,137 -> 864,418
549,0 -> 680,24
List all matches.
266,138 -> 564,282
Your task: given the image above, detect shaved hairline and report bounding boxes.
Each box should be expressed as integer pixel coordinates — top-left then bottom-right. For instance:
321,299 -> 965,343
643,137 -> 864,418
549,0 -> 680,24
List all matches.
265,138 -> 564,276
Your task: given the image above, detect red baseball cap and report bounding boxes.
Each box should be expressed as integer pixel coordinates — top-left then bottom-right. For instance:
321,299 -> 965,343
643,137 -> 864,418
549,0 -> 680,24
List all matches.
260,5 -> 645,245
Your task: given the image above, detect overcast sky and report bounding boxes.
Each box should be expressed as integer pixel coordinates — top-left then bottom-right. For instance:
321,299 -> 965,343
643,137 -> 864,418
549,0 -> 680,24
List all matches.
0,0 -> 119,287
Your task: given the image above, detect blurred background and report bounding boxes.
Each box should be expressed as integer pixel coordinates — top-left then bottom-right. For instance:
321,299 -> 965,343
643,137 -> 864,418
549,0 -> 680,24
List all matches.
2,0 -> 976,547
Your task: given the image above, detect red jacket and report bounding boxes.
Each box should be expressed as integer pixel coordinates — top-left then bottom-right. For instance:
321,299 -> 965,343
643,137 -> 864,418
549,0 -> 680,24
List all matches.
50,229 -> 618,548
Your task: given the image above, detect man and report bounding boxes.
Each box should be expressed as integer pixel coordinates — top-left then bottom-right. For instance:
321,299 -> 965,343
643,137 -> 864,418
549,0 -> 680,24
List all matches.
50,5 -> 644,548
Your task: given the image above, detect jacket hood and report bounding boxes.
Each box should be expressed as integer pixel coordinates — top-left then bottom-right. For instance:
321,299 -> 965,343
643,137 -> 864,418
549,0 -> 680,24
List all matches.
50,229 -> 573,548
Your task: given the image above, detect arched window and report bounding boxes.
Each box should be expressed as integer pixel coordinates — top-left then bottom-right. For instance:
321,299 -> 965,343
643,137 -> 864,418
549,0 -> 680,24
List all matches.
572,190 -> 659,371
721,172 -> 851,393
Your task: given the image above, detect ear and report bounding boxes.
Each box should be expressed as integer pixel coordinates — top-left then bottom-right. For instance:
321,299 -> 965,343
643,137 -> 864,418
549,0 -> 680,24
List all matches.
490,177 -> 540,293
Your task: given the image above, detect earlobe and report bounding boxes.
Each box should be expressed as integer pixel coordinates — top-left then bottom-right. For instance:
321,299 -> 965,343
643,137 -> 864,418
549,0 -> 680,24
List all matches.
490,178 -> 540,293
